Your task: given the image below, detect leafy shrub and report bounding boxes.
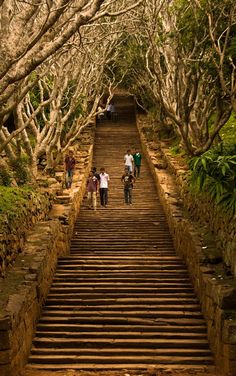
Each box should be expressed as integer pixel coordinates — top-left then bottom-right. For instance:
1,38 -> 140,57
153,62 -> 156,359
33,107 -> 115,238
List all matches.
189,148 -> 236,215
10,157 -> 29,185
0,165 -> 12,186
170,145 -> 181,156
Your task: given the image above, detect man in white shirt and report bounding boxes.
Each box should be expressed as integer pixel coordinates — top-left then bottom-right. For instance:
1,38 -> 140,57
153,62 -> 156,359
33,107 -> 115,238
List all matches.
99,167 -> 110,207
124,149 -> 134,172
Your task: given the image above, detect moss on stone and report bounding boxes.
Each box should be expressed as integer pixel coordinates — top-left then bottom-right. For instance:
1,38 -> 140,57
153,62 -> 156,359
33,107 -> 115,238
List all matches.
0,186 -> 50,229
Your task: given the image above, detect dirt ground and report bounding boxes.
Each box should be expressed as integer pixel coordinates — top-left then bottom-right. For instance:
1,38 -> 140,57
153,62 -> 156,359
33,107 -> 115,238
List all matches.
22,366 -> 220,376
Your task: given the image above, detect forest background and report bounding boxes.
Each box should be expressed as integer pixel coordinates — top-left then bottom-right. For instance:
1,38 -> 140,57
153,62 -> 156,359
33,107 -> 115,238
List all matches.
0,0 -> 235,223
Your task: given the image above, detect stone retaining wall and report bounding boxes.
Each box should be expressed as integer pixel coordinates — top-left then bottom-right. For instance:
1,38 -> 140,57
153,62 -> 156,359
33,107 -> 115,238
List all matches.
137,115 -> 236,376
0,143 -> 94,376
0,191 -> 53,278
160,147 -> 236,278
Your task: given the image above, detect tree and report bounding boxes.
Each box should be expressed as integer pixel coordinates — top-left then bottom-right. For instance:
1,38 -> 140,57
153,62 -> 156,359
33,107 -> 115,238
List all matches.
114,0 -> 235,156
0,0 -> 144,179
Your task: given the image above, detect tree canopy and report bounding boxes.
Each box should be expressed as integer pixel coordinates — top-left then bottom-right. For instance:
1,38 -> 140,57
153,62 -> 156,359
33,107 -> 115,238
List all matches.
0,0 -> 235,180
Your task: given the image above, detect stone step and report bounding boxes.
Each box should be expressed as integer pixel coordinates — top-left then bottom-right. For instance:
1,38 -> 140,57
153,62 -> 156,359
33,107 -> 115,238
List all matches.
43,297 -> 200,306
53,272 -> 190,279
56,262 -> 184,268
38,317 -> 206,326
50,282 -> 193,288
57,256 -> 183,261
28,354 -> 213,366
32,337 -> 210,349
54,195 -> 71,204
39,310 -> 203,320
30,347 -> 211,356
34,330 -> 208,340
36,323 -> 207,333
27,362 -> 213,370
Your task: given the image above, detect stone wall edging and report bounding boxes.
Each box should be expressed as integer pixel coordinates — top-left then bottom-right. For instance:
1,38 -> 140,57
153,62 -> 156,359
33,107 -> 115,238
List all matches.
0,144 -> 94,376
160,147 -> 236,277
0,192 -> 53,278
137,117 -> 236,376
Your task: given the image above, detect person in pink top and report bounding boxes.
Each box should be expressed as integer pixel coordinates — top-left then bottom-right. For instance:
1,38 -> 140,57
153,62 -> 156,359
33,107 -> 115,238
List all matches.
86,171 -> 98,211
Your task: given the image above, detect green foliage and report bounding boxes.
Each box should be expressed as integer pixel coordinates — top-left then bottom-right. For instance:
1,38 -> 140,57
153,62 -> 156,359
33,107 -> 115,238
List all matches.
0,165 -> 12,186
0,186 -> 33,226
10,156 -> 30,185
189,147 -> 236,215
29,86 -> 41,110
170,145 -> 181,156
220,112 -> 236,146
108,33 -> 147,91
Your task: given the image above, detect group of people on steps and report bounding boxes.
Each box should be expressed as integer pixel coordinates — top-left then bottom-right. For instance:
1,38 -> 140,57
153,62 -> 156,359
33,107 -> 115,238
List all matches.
86,148 -> 142,211
64,148 -> 142,211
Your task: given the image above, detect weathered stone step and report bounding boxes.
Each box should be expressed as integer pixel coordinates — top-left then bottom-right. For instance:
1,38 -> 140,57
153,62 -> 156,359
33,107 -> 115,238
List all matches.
69,250 -> 178,255
56,262 -> 184,268
70,246 -> 176,251
58,256 -> 182,261
63,251 -> 177,255
43,305 -> 200,318
36,322 -> 207,331
42,298 -> 201,308
43,298 -> 198,312
38,316 -> 206,326
44,292 -> 197,305
71,245 -> 177,252
73,230 -> 171,234
70,247 -> 176,252
54,195 -> 71,204
43,297 -> 199,306
71,241 -> 174,246
54,272 -> 190,278
33,337 -> 210,349
72,233 -> 172,237
34,329 -> 208,340
27,362 -> 213,370
30,347 -> 211,356
49,283 -> 194,298
28,353 -> 213,366
56,264 -> 186,275
51,281 -> 192,288
39,309 -> 203,320
47,287 -> 194,294
58,254 -> 184,267
51,278 -> 192,285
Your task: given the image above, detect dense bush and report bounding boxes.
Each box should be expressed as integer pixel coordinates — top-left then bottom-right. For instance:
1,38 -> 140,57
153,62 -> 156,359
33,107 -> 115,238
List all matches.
10,157 -> 30,185
189,145 -> 236,215
0,165 -> 12,186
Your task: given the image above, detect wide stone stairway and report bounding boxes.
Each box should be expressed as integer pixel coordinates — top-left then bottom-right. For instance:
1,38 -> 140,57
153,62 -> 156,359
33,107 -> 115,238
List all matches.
27,96 -> 214,370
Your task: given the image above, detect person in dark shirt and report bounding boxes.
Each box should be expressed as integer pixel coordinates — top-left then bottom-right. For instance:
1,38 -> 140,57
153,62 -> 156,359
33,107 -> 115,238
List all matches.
92,167 -> 100,182
121,167 -> 135,205
86,170 -> 98,211
64,150 -> 76,189
133,148 -> 142,178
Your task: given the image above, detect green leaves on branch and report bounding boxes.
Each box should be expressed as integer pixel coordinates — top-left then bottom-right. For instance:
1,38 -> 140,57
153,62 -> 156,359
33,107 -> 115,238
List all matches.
189,148 -> 236,215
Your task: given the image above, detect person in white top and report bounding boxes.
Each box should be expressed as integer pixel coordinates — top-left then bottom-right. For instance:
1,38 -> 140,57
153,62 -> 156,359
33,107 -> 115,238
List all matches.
106,103 -> 112,120
99,167 -> 110,207
124,149 -> 134,172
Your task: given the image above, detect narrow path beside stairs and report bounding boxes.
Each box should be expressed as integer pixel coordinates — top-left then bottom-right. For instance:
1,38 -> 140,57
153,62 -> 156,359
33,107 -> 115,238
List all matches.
26,95 -> 214,372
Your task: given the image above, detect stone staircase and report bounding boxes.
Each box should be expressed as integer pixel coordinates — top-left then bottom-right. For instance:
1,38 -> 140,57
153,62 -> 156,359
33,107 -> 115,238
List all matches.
27,96 -> 213,370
